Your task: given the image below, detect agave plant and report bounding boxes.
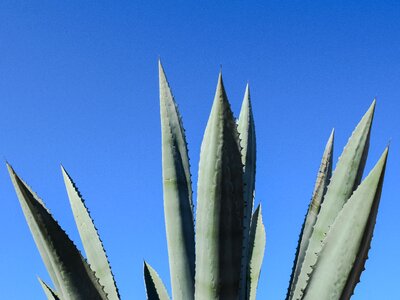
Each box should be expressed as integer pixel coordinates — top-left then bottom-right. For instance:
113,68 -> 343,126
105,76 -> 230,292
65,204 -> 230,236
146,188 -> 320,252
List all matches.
144,62 -> 388,300
7,164 -> 120,300
9,63 -> 388,300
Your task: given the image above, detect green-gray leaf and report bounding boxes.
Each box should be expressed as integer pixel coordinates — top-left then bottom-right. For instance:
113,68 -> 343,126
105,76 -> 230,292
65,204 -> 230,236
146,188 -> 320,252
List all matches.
247,204 -> 266,300
286,129 -> 334,299
195,73 -> 244,300
7,164 -> 107,300
159,61 -> 195,300
62,166 -> 120,300
237,84 -> 257,300
291,101 -> 375,300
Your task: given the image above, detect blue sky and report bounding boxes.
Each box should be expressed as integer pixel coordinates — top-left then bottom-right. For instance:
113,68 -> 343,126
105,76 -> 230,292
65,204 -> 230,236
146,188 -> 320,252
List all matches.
1,1 -> 399,299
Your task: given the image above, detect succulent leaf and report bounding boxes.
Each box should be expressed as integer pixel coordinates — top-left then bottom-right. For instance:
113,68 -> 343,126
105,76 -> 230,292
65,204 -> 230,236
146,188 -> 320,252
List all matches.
247,204 -> 266,300
286,129 -> 334,299
291,101 -> 375,300
303,147 -> 388,300
339,149 -> 389,300
144,262 -> 170,300
61,166 -> 120,300
7,164 -> 108,300
237,84 -> 257,300
195,73 -> 244,300
38,278 -> 60,300
159,61 -> 195,300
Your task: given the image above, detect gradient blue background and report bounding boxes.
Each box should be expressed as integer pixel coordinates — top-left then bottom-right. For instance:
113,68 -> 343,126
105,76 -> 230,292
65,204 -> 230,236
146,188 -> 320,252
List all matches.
1,1 -> 399,299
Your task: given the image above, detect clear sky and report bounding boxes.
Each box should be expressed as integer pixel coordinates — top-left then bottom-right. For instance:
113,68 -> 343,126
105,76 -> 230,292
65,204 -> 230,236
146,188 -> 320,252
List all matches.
1,1 -> 399,299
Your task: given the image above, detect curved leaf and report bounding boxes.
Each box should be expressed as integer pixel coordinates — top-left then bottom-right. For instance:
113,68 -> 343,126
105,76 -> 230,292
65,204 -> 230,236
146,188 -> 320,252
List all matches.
7,164 -> 107,300
286,129 -> 334,299
62,166 -> 120,300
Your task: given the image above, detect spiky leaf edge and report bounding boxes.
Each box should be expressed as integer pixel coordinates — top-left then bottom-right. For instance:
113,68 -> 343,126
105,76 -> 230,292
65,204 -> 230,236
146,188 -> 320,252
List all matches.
303,147 -> 388,300
291,102 -> 375,300
62,166 -> 120,300
194,73 -> 244,299
7,164 -> 108,300
159,61 -> 195,300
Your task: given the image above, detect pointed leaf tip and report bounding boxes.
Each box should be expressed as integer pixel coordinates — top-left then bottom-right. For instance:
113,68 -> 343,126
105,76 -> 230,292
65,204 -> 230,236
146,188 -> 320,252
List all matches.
38,278 -> 60,300
329,128 -> 335,138
159,61 -> 166,80
367,99 -> 376,115
61,166 -> 120,300
144,261 -> 170,300
6,162 -> 15,176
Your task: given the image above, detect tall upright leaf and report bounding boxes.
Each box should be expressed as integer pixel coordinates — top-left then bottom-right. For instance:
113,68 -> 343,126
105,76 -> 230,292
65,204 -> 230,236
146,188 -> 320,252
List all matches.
247,205 -> 266,300
7,164 -> 107,300
291,101 -> 375,300
144,262 -> 170,300
237,84 -> 257,300
286,129 -> 334,299
159,61 -> 195,299
62,166 -> 120,300
195,73 -> 244,300
303,147 -> 388,300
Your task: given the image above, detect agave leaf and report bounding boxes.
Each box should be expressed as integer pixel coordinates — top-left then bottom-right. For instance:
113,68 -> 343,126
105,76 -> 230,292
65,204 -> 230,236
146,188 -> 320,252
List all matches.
38,277 -> 60,300
7,164 -> 107,300
195,73 -> 244,300
291,101 -> 375,300
303,147 -> 388,300
247,204 -> 266,300
339,151 -> 389,300
159,61 -> 195,300
61,166 -> 120,300
237,84 -> 257,300
144,261 -> 170,300
286,129 -> 334,299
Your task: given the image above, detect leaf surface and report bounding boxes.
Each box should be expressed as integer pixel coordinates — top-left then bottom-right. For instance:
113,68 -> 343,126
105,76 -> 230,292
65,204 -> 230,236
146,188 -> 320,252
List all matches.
159,61 -> 195,300
62,166 -> 120,300
286,129 -> 334,299
237,84 -> 257,300
247,205 -> 266,300
195,73 -> 244,300
7,164 -> 107,300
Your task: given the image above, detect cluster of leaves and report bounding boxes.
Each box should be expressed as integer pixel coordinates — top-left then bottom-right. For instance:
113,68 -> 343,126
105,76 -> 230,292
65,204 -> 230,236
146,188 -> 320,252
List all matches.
8,62 -> 388,300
